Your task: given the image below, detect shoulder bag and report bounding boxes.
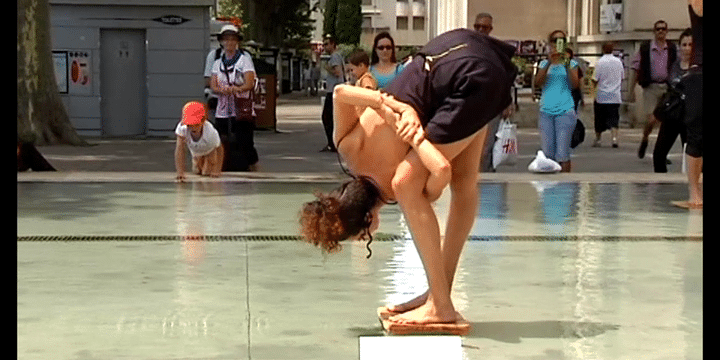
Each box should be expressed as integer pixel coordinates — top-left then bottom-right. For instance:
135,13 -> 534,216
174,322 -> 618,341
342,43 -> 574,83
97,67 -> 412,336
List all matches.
653,83 -> 685,123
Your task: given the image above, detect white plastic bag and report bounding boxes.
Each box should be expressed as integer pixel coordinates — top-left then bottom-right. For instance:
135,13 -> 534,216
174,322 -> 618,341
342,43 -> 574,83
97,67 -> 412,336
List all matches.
528,150 -> 562,173
492,119 -> 518,169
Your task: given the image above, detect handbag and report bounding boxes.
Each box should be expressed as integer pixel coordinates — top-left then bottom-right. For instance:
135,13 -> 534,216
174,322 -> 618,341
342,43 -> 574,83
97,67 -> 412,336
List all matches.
492,119 -> 518,168
571,118 -> 585,149
234,92 -> 254,121
222,51 -> 255,122
653,85 -> 685,123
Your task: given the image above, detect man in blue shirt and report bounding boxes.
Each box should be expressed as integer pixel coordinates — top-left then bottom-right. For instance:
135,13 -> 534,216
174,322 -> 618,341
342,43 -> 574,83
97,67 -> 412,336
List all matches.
320,34 -> 345,152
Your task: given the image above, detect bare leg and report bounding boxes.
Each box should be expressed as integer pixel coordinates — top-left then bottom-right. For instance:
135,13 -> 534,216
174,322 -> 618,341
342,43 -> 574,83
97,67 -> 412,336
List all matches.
687,155 -> 703,206
389,131 -> 484,325
387,128 -> 487,313
391,157 -> 455,324
193,157 -> 205,175
208,146 -> 224,177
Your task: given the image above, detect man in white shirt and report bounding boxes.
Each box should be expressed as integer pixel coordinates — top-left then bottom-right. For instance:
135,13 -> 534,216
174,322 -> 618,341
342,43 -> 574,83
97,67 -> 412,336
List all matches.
592,42 -> 624,147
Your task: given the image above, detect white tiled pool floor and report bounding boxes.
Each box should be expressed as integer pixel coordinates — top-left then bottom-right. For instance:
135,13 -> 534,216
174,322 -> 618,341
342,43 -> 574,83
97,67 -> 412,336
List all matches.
17,181 -> 702,360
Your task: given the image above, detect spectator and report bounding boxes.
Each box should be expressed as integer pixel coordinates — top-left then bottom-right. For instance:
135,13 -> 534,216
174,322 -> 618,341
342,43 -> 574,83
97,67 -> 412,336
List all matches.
565,47 -> 585,111
210,24 -> 259,171
630,20 -> 677,159
653,29 -> 692,172
346,49 -> 377,90
174,101 -> 223,182
309,61 -> 320,96
591,42 -> 624,148
320,34 -> 345,152
473,12 -> 493,34
673,0 -> 702,209
472,12 -> 516,172
204,43 -> 223,115
369,32 -> 405,89
304,66 -> 311,96
534,30 -> 580,172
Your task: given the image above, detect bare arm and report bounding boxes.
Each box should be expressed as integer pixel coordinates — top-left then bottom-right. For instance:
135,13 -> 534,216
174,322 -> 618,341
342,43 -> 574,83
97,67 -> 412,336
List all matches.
175,136 -> 186,181
210,75 -> 228,95
689,0 -> 702,16
237,72 -> 256,93
332,85 -> 450,195
535,63 -> 549,88
327,64 -> 343,78
332,84 -> 383,145
567,65 -> 580,89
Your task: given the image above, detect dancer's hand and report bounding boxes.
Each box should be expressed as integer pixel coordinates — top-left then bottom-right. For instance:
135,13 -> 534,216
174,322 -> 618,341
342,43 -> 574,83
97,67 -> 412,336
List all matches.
396,110 -> 424,147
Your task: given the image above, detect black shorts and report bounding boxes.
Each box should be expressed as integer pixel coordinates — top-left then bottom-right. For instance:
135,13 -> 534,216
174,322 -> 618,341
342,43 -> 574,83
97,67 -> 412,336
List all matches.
383,29 -> 516,144
681,69 -> 702,157
593,102 -> 619,133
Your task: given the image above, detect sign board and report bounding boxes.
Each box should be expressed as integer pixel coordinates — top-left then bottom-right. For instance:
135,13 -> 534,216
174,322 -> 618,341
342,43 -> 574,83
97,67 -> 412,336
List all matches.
153,15 -> 190,25
68,51 -> 93,95
600,4 -> 623,33
52,51 -> 68,93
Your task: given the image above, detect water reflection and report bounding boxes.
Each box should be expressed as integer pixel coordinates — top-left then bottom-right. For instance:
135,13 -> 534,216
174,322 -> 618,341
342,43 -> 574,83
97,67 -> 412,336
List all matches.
533,181 -> 580,237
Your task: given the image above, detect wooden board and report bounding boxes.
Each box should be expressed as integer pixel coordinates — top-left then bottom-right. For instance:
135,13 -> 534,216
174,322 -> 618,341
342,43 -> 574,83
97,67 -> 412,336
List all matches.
377,307 -> 471,336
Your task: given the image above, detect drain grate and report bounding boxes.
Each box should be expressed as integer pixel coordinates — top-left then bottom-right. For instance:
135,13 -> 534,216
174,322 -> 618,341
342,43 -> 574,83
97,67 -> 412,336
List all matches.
16,235 -> 702,242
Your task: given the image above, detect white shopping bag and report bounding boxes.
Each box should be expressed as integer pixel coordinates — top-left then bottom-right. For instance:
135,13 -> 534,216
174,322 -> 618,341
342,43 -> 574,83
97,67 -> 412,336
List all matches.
492,119 -> 518,169
528,150 -> 562,173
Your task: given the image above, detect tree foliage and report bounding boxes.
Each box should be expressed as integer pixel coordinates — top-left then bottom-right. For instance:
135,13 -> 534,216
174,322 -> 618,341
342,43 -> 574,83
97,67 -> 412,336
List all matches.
239,0 -> 318,49
335,0 -> 361,45
323,0 -> 361,45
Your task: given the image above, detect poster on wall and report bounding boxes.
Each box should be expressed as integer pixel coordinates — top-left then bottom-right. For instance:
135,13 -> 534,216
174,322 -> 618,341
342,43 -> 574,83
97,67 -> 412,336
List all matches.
52,51 -> 68,93
520,40 -> 538,55
68,51 -> 92,95
600,4 -> 623,33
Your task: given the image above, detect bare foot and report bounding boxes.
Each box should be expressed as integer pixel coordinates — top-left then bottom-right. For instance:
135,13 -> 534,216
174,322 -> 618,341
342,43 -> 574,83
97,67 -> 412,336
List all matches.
671,200 -> 703,209
386,290 -> 429,313
388,299 -> 457,325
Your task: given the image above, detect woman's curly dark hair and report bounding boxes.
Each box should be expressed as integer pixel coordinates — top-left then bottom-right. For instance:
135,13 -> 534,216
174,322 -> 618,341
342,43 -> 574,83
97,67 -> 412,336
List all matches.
299,176 -> 382,258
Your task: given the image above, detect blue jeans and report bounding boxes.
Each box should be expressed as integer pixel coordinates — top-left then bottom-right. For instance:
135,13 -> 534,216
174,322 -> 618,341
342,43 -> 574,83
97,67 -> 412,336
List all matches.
539,110 -> 576,163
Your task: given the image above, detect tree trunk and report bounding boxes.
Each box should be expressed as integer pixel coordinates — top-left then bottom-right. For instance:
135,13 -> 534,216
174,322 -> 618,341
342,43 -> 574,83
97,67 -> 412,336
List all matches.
17,0 -> 88,146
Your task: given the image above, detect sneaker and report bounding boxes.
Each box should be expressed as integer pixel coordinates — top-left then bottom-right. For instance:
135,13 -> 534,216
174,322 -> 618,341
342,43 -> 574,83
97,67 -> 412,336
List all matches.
638,140 -> 648,159
612,138 -> 618,148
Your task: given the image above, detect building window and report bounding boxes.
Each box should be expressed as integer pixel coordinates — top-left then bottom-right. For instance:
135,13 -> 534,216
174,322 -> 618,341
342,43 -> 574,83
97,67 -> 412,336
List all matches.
413,16 -> 424,31
362,16 -> 372,29
397,16 -> 408,30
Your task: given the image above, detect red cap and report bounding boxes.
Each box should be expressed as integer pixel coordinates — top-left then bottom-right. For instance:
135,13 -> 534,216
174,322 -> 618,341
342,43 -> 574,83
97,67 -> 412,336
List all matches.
182,101 -> 206,125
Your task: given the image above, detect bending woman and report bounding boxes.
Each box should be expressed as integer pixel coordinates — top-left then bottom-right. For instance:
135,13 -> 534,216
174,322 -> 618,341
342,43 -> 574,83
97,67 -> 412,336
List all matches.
300,29 -> 517,326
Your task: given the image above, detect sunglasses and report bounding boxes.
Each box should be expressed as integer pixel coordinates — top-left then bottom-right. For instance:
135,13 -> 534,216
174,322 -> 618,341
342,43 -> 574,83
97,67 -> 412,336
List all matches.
376,45 -> 393,51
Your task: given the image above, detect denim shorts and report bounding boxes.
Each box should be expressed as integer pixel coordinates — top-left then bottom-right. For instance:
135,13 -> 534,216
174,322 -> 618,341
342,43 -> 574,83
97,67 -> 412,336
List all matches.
538,110 -> 577,162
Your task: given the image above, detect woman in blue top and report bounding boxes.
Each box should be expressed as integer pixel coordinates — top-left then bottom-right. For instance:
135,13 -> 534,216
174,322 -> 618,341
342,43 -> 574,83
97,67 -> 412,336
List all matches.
534,30 -> 580,172
370,32 -> 405,89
